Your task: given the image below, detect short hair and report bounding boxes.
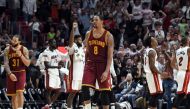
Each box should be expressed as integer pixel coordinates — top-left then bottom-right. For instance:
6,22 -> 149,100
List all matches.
143,36 -> 152,48
93,15 -> 104,20
181,37 -> 188,46
13,35 -> 22,41
74,35 -> 82,39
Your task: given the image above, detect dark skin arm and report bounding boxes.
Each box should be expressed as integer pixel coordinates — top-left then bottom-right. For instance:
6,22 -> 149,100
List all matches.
171,51 -> 178,70
148,50 -> 161,74
44,61 -> 62,69
69,22 -> 77,48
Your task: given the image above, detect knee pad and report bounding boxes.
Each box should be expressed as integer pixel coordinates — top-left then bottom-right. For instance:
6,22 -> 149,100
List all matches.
100,91 -> 110,105
81,86 -> 90,101
92,90 -> 100,104
109,90 -> 116,103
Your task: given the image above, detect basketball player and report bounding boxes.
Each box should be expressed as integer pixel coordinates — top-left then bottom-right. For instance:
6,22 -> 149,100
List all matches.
4,35 -> 30,109
81,15 -> 114,109
172,37 -> 190,108
66,22 -> 85,109
42,39 -> 68,108
143,36 -> 163,109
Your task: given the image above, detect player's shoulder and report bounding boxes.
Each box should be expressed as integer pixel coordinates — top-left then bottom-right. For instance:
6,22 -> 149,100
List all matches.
4,46 -> 10,51
148,49 -> 156,56
22,46 -> 29,51
86,30 -> 91,36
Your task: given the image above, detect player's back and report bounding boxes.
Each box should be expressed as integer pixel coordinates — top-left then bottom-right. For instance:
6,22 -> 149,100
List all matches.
143,48 -> 158,73
8,46 -> 25,71
87,30 -> 108,62
176,47 -> 189,71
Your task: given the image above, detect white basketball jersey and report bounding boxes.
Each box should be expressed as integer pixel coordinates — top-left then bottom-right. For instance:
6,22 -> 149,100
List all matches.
176,47 -> 189,71
143,48 -> 158,73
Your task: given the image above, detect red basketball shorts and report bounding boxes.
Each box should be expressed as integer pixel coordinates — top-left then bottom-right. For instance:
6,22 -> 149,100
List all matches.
82,61 -> 111,90
7,70 -> 26,96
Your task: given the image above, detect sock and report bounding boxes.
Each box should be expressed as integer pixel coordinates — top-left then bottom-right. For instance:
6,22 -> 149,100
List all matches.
84,103 -> 91,109
110,103 -> 115,109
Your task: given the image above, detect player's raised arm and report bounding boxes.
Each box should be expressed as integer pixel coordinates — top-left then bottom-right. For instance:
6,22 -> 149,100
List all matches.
170,51 -> 178,70
69,22 -> 77,48
148,50 -> 161,74
83,31 -> 90,47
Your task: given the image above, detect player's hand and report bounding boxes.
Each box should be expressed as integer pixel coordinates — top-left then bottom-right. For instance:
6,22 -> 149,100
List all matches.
73,22 -> 78,31
9,73 -> 17,81
101,71 -> 109,83
16,50 -> 22,57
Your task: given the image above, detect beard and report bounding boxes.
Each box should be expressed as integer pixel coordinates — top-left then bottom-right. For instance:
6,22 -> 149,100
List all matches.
12,43 -> 19,48
76,42 -> 82,47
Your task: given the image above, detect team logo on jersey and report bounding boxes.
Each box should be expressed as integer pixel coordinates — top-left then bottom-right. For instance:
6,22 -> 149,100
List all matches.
177,51 -> 185,56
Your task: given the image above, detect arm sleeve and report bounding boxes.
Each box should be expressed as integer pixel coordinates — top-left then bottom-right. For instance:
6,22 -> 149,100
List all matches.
3,47 -> 11,74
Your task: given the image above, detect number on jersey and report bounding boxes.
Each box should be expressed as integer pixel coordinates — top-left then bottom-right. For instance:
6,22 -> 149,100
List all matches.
12,59 -> 20,67
94,46 -> 98,55
178,57 -> 183,66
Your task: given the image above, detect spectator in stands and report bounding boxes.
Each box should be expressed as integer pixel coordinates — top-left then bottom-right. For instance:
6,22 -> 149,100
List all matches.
7,0 -> 20,34
47,26 -> 56,40
115,73 -> 137,103
29,16 -> 41,48
22,0 -> 37,23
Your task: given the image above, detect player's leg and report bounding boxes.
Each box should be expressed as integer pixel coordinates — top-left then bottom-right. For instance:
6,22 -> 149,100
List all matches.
109,90 -> 116,109
7,77 -> 18,109
92,90 -> 100,109
67,91 -> 77,108
16,91 -> 24,108
11,95 -> 18,109
96,63 -> 111,109
81,86 -> 92,109
51,90 -> 61,104
82,62 -> 96,109
45,89 -> 52,105
16,72 -> 26,108
100,91 -> 110,109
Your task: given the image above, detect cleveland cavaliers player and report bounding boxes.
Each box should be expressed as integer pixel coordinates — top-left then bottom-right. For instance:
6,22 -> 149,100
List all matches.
143,36 -> 163,109
4,35 -> 30,109
81,15 -> 114,109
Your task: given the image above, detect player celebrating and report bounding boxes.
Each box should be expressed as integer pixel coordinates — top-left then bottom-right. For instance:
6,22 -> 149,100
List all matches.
81,15 -> 114,109
4,35 -> 30,109
143,36 -> 163,109
42,39 -> 68,109
66,22 -> 85,109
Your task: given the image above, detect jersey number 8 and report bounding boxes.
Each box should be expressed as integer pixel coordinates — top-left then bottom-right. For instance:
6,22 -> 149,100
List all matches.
94,46 -> 98,55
